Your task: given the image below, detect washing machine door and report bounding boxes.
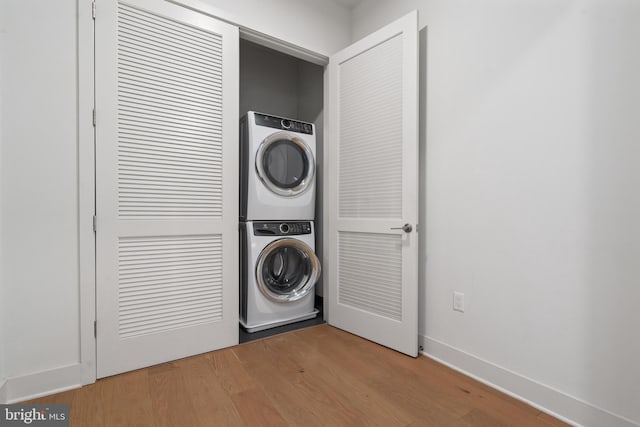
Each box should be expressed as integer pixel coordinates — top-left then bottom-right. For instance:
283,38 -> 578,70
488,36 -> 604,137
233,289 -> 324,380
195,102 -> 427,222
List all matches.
255,238 -> 321,302
255,131 -> 315,196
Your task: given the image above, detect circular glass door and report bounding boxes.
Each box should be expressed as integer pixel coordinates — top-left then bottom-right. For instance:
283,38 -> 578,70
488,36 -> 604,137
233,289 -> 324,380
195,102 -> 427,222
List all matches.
255,131 -> 315,196
255,238 -> 321,302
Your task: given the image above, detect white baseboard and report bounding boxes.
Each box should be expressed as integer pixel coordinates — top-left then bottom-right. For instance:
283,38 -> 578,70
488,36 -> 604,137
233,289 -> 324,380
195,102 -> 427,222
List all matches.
0,379 -> 7,403
421,335 -> 639,427
2,364 -> 83,404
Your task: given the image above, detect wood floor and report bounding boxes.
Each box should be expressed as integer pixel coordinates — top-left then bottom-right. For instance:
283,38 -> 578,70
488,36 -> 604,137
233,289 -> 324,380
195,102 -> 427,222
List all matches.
26,325 -> 569,426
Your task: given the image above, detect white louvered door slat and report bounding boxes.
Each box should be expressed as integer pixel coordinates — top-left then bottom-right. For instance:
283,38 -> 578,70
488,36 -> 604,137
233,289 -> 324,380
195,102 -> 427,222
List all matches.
328,11 -> 419,357
96,0 -> 238,377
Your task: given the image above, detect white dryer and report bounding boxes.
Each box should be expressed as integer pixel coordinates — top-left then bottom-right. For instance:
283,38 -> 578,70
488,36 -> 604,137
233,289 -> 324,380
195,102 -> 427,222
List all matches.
240,111 -> 316,221
240,221 -> 320,332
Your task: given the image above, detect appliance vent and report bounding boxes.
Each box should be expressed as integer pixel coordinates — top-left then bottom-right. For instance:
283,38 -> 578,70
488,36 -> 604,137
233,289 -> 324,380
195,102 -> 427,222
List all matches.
117,3 -> 224,218
338,231 -> 402,321
338,34 -> 403,219
118,234 -> 223,338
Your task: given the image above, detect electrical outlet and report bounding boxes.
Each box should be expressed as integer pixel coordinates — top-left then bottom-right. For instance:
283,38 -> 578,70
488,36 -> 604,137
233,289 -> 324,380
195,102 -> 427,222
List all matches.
453,291 -> 465,312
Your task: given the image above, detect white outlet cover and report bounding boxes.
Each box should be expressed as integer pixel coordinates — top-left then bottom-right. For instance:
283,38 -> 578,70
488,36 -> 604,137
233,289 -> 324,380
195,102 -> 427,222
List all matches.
453,291 -> 465,312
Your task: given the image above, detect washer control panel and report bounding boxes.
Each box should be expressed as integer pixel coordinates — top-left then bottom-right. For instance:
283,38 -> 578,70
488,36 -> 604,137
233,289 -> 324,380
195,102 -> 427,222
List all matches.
254,112 -> 313,135
253,221 -> 312,236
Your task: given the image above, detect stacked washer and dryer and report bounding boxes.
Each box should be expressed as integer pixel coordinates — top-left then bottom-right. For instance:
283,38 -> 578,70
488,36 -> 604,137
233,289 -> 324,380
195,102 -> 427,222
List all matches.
239,111 -> 321,333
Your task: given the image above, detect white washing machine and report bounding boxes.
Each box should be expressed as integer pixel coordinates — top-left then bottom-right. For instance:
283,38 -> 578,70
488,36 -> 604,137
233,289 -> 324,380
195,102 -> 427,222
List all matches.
240,220 -> 320,332
240,111 -> 316,221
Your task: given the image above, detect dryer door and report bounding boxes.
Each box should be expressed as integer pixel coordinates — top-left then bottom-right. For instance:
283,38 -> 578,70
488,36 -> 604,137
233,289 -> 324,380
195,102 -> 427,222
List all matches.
256,238 -> 321,302
255,131 -> 315,196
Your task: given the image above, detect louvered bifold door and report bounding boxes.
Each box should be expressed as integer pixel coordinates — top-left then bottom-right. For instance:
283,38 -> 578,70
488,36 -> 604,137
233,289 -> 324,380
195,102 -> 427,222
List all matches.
95,0 -> 239,377
327,11 -> 419,357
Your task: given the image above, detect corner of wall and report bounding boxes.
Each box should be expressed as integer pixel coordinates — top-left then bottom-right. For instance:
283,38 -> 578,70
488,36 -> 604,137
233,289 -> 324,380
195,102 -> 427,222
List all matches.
0,0 -> 6,406
0,0 -> 95,402
0,314 -> 5,403
0,186 -> 5,405
0,379 -> 7,404
2,364 -> 83,404
420,335 -> 640,427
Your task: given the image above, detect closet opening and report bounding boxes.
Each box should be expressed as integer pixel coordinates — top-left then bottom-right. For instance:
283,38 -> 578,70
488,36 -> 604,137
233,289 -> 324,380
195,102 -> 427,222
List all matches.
238,39 -> 325,343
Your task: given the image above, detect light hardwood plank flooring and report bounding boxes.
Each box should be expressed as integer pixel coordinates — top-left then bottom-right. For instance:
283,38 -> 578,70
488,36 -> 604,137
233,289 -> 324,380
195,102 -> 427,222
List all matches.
25,325 -> 569,426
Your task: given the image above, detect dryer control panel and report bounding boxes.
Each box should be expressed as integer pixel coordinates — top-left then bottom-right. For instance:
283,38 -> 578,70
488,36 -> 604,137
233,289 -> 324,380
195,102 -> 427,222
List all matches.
254,112 -> 314,135
253,221 -> 312,236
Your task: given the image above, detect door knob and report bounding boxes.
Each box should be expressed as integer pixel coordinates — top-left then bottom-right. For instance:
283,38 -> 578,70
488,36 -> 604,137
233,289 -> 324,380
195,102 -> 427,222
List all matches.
390,223 -> 412,233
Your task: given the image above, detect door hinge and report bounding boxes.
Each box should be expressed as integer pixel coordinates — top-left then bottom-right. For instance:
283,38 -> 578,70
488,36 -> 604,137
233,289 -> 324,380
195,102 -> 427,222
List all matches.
94,321 -> 97,338
92,109 -> 96,127
92,1 -> 96,19
92,215 -> 97,232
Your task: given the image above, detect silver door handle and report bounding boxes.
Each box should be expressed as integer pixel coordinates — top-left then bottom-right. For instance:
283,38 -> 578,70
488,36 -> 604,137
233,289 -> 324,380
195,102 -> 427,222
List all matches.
391,223 -> 413,233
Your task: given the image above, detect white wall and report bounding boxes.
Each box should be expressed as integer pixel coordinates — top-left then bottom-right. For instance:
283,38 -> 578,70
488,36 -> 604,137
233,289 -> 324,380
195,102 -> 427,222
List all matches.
352,1 -> 640,426
175,0 -> 351,57
0,0 -> 81,393
0,0 -> 5,393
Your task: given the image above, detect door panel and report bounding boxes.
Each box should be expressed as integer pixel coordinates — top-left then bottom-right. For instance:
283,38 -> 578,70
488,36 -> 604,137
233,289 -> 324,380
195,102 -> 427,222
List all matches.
96,0 -> 238,377
337,232 -> 403,321
338,33 -> 403,219
327,11 -> 419,357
